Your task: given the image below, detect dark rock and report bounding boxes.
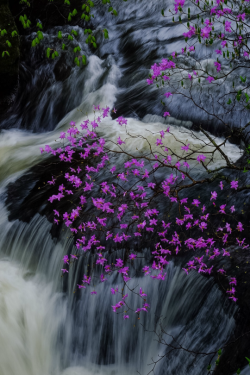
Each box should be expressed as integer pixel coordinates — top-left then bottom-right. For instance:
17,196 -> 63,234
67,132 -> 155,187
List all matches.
0,0 -> 20,114
214,247 -> 250,375
53,53 -> 72,81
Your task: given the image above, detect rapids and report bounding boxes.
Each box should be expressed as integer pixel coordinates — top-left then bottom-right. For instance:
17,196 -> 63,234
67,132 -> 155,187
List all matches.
0,1 -> 249,374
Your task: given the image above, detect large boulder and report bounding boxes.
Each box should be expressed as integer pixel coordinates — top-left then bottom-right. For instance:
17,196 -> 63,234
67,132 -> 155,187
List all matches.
0,0 -> 20,114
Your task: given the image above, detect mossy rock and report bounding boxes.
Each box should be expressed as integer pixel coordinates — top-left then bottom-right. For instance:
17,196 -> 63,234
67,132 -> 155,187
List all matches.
0,0 -> 20,114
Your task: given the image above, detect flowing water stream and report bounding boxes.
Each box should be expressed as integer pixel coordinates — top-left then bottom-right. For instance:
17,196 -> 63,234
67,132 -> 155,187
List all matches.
0,1 -> 248,374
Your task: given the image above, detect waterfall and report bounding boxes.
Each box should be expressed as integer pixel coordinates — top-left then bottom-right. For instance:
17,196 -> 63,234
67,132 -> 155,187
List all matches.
0,102 -> 239,375
0,0 -> 246,372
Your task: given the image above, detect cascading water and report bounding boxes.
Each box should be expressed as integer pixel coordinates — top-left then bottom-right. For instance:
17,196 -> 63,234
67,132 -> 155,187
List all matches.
0,1 -> 248,373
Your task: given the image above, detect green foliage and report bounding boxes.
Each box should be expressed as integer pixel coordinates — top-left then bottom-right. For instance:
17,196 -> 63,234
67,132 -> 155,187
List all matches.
236,90 -> 242,101
218,349 -> 222,355
227,98 -> 232,105
1,29 -> 7,37
207,364 -> 211,371
62,43 -> 66,50
37,22 -> 43,30
74,56 -> 80,66
6,40 -> 12,48
37,31 -> 44,40
246,357 -> 250,366
103,28 -> 109,39
19,15 -> 31,29
46,47 -> 51,58
73,46 -> 81,53
11,30 -> 18,37
236,369 -> 241,374
51,50 -> 59,59
240,76 -> 247,83
64,0 -> 70,4
71,30 -> 78,37
245,93 -> 249,103
31,38 -> 39,47
82,55 -> 87,65
58,31 -> 63,39
2,51 -> 10,58
68,35 -> 74,41
19,0 -> 31,6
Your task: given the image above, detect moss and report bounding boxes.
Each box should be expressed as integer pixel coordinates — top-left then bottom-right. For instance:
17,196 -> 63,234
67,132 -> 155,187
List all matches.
0,0 -> 20,113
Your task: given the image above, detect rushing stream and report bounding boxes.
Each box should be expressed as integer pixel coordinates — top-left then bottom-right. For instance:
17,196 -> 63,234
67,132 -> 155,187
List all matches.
0,0 -> 250,374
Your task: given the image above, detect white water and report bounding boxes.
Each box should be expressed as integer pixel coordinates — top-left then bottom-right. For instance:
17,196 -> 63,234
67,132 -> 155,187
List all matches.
0,260 -> 65,375
0,23 -> 241,375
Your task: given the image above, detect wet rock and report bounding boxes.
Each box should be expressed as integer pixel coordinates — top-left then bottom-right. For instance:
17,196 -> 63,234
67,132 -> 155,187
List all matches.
53,54 -> 72,82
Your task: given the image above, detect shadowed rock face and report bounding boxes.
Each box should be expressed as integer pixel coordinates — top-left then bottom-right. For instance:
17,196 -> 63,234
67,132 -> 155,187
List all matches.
0,0 -> 20,114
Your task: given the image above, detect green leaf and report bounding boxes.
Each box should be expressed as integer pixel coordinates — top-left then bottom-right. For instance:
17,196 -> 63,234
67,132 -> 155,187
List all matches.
88,0 -> 94,6
108,6 -> 113,11
72,9 -> 77,16
37,31 -> 43,40
6,40 -> 12,47
62,43 -> 66,50
207,364 -> 211,371
37,22 -> 43,29
11,30 -> 18,37
161,9 -> 164,16
245,93 -> 250,102
68,35 -> 74,40
246,357 -> 250,366
1,29 -> 7,36
82,55 -> 87,65
240,76 -> 246,83
113,9 -> 118,16
227,98 -> 232,104
236,369 -> 241,375
52,52 -> 55,59
92,42 -> 97,48
46,47 -> 51,58
86,5 -> 90,12
215,359 -> 219,366
73,46 -> 81,53
217,349 -> 222,356
31,38 -> 38,47
81,13 -> 86,19
58,31 -> 62,39
54,51 -> 59,57
74,57 -> 80,66
85,15 -> 90,21
68,13 -> 72,21
103,28 -> 109,39
71,30 -> 78,36
64,0 -> 70,4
